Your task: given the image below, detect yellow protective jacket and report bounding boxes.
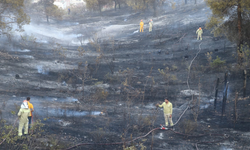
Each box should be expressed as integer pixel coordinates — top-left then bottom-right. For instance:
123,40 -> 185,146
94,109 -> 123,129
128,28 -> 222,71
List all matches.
196,29 -> 203,35
140,21 -> 144,27
18,108 -> 30,123
158,102 -> 172,114
149,22 -> 153,28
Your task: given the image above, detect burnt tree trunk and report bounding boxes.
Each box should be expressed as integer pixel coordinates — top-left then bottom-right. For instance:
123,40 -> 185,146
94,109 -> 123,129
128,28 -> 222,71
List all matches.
234,92 -> 239,123
214,78 -> 220,110
222,72 -> 228,117
98,3 -> 102,13
114,0 -> 117,11
243,70 -> 247,97
237,0 -> 243,64
81,81 -> 85,101
153,0 -> 157,17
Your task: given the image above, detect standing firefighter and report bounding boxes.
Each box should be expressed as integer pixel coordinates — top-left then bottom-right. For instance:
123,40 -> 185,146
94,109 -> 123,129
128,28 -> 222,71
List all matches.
26,97 -> 34,131
149,19 -> 153,32
157,98 -> 174,127
18,101 -> 30,136
140,20 -> 144,32
196,27 -> 203,40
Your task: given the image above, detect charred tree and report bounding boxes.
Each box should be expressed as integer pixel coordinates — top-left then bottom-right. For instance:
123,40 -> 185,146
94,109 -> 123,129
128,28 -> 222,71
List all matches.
243,70 -> 247,97
237,0 -> 243,64
214,78 -> 219,110
221,72 -> 228,117
234,92 -> 239,123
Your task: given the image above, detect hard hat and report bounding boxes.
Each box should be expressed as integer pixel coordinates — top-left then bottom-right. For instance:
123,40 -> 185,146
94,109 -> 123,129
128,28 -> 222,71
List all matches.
199,27 -> 202,30
141,20 -> 143,21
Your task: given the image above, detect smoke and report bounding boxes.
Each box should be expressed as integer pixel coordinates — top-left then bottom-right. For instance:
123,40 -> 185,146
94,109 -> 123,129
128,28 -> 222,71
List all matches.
21,23 -> 88,46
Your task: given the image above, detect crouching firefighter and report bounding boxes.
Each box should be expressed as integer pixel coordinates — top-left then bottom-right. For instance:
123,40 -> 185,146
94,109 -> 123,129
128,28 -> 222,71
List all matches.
18,101 -> 30,136
156,98 -> 174,127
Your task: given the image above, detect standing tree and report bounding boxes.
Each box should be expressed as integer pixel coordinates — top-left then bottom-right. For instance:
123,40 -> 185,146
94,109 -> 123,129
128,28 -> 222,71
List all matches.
205,0 -> 250,64
126,0 -> 147,10
84,0 -> 112,13
126,0 -> 166,16
36,0 -> 63,23
0,0 -> 30,36
114,0 -> 126,10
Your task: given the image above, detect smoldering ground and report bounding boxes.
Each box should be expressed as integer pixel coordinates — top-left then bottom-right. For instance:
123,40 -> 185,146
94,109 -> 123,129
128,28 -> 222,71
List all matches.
0,1 -> 250,150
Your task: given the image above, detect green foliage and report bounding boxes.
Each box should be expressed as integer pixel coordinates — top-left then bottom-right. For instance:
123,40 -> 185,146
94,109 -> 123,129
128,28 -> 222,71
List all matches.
205,0 -> 250,44
0,0 -> 30,36
0,119 -> 56,149
240,44 -> 250,68
126,0 -> 165,12
84,0 -> 112,12
123,145 -> 136,150
95,81 -> 103,85
172,65 -> 178,71
120,68 -> 135,86
123,143 -> 147,150
211,56 -> 226,68
126,0 -> 147,10
36,0 -> 64,22
105,73 -> 120,84
205,52 -> 213,66
53,43 -> 67,57
158,67 -> 178,82
93,87 -> 109,100
179,119 -> 197,134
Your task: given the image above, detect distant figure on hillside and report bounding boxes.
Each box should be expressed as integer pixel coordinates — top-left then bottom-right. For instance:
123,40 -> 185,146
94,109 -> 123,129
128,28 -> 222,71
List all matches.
18,101 -> 30,136
156,98 -> 174,127
149,19 -> 153,32
68,8 -> 70,15
140,20 -> 144,32
196,27 -> 203,40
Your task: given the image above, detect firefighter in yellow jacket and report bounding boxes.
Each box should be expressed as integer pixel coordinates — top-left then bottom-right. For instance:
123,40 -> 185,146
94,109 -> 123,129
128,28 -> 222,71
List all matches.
140,20 -> 144,32
18,101 -> 30,136
157,98 -> 174,127
196,27 -> 203,40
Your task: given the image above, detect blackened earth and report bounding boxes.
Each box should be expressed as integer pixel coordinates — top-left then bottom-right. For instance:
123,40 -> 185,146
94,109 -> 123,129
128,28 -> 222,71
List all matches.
0,1 -> 250,150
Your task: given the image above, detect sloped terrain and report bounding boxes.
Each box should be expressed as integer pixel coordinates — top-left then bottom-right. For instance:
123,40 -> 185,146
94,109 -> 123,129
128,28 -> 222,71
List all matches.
0,1 -> 250,150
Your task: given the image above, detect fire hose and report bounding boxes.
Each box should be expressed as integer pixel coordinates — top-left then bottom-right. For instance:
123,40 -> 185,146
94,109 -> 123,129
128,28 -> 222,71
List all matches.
64,103 -> 228,150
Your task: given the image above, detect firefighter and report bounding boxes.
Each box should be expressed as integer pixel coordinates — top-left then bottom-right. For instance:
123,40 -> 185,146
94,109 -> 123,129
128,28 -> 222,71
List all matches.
149,19 -> 153,32
18,101 -> 30,136
26,97 -> 34,130
140,20 -> 144,32
196,27 -> 203,40
156,98 -> 174,127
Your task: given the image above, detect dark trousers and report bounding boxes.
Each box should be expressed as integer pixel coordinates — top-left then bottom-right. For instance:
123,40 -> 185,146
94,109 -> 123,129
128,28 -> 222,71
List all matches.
28,116 -> 32,129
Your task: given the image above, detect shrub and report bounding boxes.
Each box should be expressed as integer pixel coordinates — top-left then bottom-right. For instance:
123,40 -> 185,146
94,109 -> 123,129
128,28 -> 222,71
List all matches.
179,119 -> 197,134
211,56 -> 225,68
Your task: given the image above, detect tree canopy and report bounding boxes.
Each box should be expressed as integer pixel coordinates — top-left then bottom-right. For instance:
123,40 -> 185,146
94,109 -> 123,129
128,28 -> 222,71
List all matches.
0,0 -> 30,36
205,0 -> 250,46
35,0 -> 63,23
84,0 -> 112,12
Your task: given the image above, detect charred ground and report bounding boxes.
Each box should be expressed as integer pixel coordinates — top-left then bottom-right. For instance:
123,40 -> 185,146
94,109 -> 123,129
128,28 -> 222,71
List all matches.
0,1 -> 250,150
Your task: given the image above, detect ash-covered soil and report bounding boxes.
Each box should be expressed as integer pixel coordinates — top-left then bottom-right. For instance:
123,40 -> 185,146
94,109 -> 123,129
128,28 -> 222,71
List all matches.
0,1 -> 250,150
